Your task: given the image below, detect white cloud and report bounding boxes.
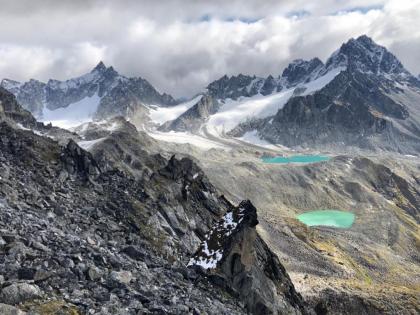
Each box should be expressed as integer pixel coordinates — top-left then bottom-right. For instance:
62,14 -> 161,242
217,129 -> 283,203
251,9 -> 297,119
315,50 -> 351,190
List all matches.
0,0 -> 418,97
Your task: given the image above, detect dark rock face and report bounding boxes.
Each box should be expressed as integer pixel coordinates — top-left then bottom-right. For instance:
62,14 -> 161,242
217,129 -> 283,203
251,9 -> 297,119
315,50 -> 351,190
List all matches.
75,117 -> 164,179
61,139 -> 101,179
281,58 -> 324,87
1,62 -> 178,121
94,75 -> 177,121
206,73 -> 281,100
188,200 -> 310,315
205,58 -> 326,101
159,95 -> 220,132
260,75 -> 278,96
206,74 -> 259,100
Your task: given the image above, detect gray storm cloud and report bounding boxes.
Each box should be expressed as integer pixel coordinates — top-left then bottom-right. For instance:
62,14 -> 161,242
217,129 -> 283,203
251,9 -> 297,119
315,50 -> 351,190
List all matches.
0,0 -> 419,98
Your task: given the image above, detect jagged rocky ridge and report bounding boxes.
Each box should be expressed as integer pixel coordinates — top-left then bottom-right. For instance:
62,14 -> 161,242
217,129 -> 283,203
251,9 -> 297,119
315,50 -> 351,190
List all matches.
0,86 -> 79,142
229,35 -> 420,154
0,89 -> 310,314
206,58 -> 325,100
1,62 -> 177,121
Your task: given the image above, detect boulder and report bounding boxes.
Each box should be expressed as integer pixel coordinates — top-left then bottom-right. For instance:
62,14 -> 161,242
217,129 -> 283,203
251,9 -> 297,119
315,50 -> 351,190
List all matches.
0,283 -> 42,305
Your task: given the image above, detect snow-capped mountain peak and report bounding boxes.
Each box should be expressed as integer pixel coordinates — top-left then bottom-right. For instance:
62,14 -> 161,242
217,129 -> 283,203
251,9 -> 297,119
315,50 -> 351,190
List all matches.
92,60 -> 107,73
325,35 -> 410,78
46,62 -> 120,93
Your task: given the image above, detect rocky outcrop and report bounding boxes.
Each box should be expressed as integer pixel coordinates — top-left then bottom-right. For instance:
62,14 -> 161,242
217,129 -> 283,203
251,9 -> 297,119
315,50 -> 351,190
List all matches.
188,199 -> 310,315
281,58 -> 324,87
0,87 -> 79,144
61,139 -> 101,179
0,87 -> 39,128
159,95 -> 220,132
0,79 -> 46,117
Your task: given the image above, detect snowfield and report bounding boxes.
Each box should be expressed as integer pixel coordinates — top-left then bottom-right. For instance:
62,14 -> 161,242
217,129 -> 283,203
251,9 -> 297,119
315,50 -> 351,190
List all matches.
41,94 -> 101,129
148,130 -> 228,150
237,130 -> 282,149
205,67 -> 345,136
148,95 -> 203,124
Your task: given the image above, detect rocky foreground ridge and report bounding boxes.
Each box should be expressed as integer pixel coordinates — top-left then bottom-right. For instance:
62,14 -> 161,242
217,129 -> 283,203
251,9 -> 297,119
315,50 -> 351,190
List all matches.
0,88 -> 310,314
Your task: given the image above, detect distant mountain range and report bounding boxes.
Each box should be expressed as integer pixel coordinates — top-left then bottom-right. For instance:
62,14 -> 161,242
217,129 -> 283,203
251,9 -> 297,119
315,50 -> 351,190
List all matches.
163,35 -> 420,154
1,61 -> 177,127
2,35 -> 420,153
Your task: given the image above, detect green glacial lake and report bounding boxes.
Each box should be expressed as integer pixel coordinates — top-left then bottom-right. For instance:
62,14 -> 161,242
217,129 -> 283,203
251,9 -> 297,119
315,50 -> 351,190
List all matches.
297,210 -> 355,228
262,155 -> 330,164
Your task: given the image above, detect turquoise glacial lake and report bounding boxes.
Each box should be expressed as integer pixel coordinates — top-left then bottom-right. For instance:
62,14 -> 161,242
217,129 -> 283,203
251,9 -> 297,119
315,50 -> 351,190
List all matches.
262,155 -> 330,164
297,210 -> 355,228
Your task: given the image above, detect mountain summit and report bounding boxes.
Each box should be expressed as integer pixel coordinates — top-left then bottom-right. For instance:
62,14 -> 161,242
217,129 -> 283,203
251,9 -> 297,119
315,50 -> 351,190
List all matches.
325,35 -> 411,78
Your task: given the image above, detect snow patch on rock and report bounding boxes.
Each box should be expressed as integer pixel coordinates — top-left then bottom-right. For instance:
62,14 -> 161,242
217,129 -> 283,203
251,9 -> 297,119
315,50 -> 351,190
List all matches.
187,207 -> 245,269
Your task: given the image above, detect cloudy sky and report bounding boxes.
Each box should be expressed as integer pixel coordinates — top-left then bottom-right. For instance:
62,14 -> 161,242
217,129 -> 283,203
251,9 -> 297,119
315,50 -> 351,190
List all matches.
0,0 -> 419,97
